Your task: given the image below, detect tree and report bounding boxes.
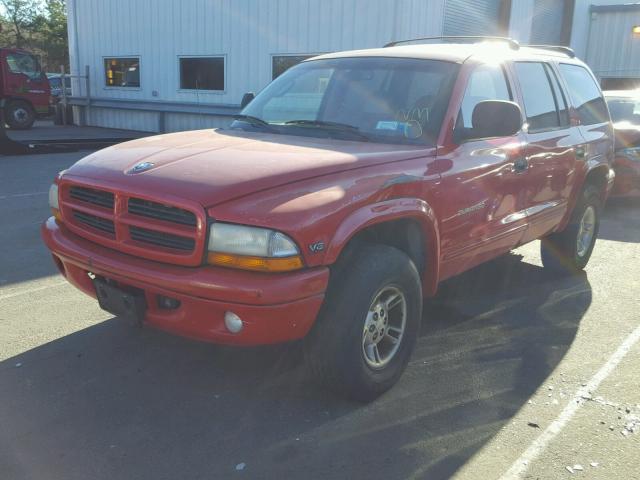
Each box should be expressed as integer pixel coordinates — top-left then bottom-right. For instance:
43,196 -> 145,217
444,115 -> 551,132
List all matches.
0,0 -> 40,48
0,0 -> 68,71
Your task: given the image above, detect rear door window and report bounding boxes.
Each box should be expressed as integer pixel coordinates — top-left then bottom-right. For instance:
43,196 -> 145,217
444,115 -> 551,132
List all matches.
514,62 -> 562,132
558,64 -> 609,126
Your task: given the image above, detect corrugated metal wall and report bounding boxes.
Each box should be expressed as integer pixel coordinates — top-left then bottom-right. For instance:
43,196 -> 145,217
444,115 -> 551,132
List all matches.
586,6 -> 640,81
443,0 -> 502,36
68,0 -> 447,132
530,0 -> 565,44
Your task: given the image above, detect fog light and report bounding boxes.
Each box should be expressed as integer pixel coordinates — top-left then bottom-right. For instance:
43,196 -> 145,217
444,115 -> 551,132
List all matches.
157,295 -> 181,310
224,311 -> 243,333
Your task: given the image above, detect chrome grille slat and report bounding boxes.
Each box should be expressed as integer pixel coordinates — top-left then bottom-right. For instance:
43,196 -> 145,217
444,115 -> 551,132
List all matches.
128,198 -> 197,227
129,226 -> 195,251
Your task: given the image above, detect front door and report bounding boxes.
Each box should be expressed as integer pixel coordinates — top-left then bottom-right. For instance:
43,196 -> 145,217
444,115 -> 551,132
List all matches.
437,63 -> 529,281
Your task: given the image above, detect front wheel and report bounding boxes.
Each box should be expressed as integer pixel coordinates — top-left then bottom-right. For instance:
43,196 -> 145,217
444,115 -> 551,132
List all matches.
5,100 -> 36,129
541,185 -> 602,273
305,244 -> 422,402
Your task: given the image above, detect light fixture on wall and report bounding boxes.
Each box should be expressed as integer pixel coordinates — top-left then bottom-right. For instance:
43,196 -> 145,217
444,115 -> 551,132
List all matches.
633,25 -> 640,37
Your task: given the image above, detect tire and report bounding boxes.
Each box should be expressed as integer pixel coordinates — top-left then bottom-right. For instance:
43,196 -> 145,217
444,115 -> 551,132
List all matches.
305,243 -> 423,402
5,100 -> 36,129
541,185 -> 602,273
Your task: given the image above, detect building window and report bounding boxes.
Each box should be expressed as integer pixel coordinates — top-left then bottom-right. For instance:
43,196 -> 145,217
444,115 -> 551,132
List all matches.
104,57 -> 140,88
179,57 -> 225,91
272,55 -> 315,79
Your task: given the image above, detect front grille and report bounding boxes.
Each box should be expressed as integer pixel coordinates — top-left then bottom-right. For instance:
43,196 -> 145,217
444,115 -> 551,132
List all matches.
129,226 -> 195,251
70,186 -> 114,209
73,211 -> 115,234
63,182 -> 203,264
128,198 -> 197,227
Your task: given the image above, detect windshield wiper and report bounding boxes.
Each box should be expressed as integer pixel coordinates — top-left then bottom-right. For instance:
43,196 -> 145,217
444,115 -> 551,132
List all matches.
232,114 -> 279,132
283,120 -> 370,141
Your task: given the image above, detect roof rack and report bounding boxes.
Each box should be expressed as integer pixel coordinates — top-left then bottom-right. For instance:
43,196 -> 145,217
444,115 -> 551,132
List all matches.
524,45 -> 576,58
384,36 -> 520,50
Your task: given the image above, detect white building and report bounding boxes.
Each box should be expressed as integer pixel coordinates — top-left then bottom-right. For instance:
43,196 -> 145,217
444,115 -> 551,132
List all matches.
65,0 -> 640,133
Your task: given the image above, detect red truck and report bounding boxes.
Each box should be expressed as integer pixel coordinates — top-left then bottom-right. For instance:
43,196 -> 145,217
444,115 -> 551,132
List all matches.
42,38 -> 614,401
1,47 -> 51,129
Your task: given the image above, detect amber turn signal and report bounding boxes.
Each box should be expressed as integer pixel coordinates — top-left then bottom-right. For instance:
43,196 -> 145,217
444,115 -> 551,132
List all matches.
52,208 -> 62,222
207,252 -> 304,272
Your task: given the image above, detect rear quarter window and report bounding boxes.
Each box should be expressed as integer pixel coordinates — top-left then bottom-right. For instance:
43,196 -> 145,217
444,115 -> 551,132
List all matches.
558,64 -> 609,126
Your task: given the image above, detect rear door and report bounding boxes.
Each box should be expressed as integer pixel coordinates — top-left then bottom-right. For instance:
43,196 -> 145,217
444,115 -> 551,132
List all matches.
557,63 -> 614,194
512,61 -> 581,242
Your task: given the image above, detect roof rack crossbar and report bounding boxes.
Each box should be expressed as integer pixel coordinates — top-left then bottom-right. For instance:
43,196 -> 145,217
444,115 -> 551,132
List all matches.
524,45 -> 576,58
384,36 -> 520,50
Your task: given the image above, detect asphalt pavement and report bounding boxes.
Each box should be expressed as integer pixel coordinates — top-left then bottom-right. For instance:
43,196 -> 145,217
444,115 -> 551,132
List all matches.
1,151 -> 639,480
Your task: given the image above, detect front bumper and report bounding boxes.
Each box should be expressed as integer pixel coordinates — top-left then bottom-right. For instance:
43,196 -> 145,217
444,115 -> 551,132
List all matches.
41,218 -> 329,345
612,156 -> 640,197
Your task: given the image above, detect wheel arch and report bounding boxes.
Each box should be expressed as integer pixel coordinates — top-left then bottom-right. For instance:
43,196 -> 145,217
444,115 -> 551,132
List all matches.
324,198 -> 440,297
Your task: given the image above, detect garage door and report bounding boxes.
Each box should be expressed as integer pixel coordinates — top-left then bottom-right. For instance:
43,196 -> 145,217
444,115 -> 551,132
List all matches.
443,0 -> 503,36
530,0 -> 565,45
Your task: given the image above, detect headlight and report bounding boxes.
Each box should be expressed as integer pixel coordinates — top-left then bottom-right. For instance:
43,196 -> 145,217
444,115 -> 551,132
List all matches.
48,183 -> 62,221
620,147 -> 640,160
207,223 -> 303,272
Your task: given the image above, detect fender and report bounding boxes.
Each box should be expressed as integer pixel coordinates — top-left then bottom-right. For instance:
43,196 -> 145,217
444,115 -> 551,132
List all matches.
324,197 -> 441,297
558,159 -> 611,231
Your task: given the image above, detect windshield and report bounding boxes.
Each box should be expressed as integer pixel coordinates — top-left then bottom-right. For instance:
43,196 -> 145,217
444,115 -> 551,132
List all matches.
6,52 -> 43,80
606,96 -> 640,125
236,57 -> 459,145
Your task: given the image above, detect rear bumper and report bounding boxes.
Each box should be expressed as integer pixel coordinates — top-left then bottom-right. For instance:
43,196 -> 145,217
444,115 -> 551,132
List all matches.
41,217 -> 329,345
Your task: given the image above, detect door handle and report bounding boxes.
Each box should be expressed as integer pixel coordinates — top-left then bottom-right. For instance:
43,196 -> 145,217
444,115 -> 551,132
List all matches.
513,156 -> 529,173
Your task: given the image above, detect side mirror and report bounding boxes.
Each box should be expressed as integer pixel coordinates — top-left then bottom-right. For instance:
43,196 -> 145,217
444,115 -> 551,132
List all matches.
471,100 -> 523,139
240,92 -> 255,109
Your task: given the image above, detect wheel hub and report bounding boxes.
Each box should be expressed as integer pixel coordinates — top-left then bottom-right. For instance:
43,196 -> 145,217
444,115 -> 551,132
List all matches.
362,286 -> 406,369
577,206 -> 596,258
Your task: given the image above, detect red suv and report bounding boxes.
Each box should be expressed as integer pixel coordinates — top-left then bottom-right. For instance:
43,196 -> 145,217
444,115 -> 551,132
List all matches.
42,38 -> 614,401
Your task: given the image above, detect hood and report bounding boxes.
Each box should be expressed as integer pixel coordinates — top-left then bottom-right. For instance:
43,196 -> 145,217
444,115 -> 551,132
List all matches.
65,129 -> 434,207
613,122 -> 640,150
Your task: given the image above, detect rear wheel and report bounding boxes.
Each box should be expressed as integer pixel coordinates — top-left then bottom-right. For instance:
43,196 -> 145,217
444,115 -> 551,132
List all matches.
5,100 -> 36,129
541,185 -> 602,273
305,244 -> 422,402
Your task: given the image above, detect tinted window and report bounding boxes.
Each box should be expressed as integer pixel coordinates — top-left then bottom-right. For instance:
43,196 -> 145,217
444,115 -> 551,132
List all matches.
272,55 -> 316,79
458,65 -> 511,129
104,58 -> 140,87
559,64 -> 609,126
179,57 -> 224,91
515,62 -> 560,131
546,64 -> 570,127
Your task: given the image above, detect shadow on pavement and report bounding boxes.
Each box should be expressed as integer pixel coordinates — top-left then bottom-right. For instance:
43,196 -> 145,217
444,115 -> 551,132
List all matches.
0,253 -> 591,480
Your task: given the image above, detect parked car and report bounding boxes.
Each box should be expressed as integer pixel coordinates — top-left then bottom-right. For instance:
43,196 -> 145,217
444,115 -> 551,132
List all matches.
0,47 -> 51,129
42,38 -> 614,401
46,73 -> 72,102
604,90 -> 640,196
